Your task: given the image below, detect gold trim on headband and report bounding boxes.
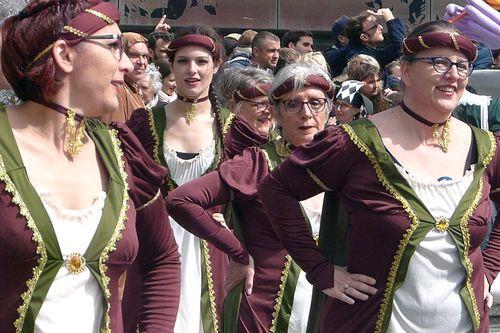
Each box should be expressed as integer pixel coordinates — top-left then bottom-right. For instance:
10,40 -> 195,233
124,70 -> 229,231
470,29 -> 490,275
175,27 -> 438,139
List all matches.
63,25 -> 88,38
29,43 -> 55,67
418,36 -> 430,49
255,86 -> 268,96
449,33 -> 460,51
84,9 -> 114,25
403,39 -> 414,54
235,90 -> 245,100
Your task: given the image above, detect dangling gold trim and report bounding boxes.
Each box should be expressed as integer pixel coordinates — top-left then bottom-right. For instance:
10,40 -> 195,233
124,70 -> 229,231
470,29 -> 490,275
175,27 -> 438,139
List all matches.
270,254 -> 292,333
0,154 -> 48,333
63,25 -> 88,38
65,109 -> 86,158
98,129 -> 130,332
432,118 -> 451,153
201,240 -> 219,332
29,43 -> 55,67
340,124 -> 420,333
307,169 -> 332,191
136,189 -> 161,212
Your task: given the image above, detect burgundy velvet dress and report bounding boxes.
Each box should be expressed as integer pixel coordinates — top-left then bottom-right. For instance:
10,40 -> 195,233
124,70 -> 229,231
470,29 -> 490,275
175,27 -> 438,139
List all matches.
258,119 -> 500,333
0,109 -> 181,333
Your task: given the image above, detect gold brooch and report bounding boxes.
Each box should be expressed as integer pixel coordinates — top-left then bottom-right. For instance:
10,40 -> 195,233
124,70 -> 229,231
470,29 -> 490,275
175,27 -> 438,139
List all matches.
64,253 -> 86,274
435,217 -> 449,233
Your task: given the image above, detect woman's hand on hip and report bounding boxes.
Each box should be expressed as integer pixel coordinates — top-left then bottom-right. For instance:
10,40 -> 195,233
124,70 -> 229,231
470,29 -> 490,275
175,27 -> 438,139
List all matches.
322,265 -> 377,305
225,255 -> 255,296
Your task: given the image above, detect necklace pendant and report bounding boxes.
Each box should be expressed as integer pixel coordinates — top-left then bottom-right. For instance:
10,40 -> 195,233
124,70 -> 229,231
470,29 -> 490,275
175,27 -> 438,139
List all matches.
184,100 -> 197,125
431,119 -> 451,153
65,109 -> 85,158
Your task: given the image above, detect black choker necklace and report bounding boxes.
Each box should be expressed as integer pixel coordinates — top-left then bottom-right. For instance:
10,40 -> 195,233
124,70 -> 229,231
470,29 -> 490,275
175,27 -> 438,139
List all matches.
176,94 -> 209,125
400,101 -> 446,127
399,101 -> 451,153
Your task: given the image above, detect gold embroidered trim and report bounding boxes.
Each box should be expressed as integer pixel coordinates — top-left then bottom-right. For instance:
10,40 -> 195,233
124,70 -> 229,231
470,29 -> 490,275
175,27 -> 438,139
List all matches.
450,33 -> 460,51
307,169 -> 332,191
136,189 -> 161,212
340,124 -> 420,333
402,39 -> 413,54
84,9 -> 114,24
458,131 -> 495,329
147,110 -> 162,165
270,254 -> 292,333
261,149 -> 274,170
201,240 -> 219,332
222,112 -> 235,137
63,25 -> 88,38
417,35 -> 431,49
98,129 -> 130,332
0,155 -> 48,333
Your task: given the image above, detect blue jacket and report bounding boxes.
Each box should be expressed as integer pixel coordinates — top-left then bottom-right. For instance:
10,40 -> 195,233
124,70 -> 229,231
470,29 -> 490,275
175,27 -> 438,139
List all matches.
326,18 -> 405,77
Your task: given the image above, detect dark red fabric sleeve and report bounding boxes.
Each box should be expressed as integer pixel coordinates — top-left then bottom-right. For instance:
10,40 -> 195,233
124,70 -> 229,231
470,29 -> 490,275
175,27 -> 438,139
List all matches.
224,114 -> 268,159
483,133 -> 500,285
114,122 -> 181,332
165,170 -> 249,265
258,126 -> 356,291
125,107 -> 157,162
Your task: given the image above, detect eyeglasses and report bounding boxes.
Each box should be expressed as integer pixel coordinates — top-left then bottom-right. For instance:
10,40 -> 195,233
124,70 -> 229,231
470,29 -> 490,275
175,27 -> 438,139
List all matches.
282,98 -> 327,114
334,102 -> 351,111
82,34 -> 124,61
409,56 -> 474,77
244,100 -> 270,112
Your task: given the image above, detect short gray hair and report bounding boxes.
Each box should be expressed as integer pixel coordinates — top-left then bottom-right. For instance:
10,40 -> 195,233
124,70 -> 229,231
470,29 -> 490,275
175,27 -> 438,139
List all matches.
232,67 -> 273,115
143,63 -> 163,94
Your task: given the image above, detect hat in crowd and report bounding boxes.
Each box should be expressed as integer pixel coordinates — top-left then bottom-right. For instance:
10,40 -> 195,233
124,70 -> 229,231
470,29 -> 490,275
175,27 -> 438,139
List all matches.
336,80 -> 373,115
123,32 -> 148,54
331,15 -> 350,38
226,33 -> 241,41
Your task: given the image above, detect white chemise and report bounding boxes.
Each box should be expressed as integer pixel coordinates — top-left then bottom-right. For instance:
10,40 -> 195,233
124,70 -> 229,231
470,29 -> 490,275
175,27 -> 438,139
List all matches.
163,135 -> 216,333
33,185 -> 106,333
387,164 -> 475,333
288,193 -> 324,333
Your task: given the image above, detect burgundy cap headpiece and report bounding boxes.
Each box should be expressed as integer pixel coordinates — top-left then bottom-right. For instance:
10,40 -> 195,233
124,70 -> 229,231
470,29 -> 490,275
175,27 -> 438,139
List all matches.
166,34 -> 220,61
403,31 -> 477,62
233,83 -> 271,102
29,2 -> 120,67
272,75 -> 334,100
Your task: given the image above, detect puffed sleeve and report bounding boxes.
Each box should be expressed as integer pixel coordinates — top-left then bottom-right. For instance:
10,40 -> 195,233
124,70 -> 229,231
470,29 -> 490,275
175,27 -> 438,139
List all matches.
224,114 -> 269,159
258,126 -> 357,291
483,133 -> 500,284
165,147 -> 268,265
126,107 -> 157,162
113,122 -> 181,333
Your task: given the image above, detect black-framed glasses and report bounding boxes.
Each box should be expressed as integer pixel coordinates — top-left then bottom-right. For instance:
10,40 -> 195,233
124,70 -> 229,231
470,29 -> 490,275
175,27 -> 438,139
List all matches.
363,23 -> 381,34
82,34 -> 124,61
244,100 -> 270,112
282,98 -> 327,114
408,56 -> 474,77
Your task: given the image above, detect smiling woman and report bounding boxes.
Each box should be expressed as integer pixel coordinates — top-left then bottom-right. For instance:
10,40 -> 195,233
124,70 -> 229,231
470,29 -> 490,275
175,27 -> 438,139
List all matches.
257,20 -> 500,333
0,1 -> 181,333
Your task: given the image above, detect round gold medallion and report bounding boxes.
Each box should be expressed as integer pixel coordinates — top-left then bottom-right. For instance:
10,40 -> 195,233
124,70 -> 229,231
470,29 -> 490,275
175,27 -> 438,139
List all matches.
64,253 -> 86,274
435,217 -> 449,233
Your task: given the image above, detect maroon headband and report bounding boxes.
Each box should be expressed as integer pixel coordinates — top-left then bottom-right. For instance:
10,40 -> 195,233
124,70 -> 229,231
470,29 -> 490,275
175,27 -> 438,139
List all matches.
234,83 -> 271,102
403,31 -> 477,62
272,75 -> 334,100
30,2 -> 120,66
166,34 -> 220,60
61,2 -> 120,44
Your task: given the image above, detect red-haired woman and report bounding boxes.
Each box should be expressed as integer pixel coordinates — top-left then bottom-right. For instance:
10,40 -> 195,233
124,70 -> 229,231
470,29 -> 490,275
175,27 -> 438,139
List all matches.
0,1 -> 180,332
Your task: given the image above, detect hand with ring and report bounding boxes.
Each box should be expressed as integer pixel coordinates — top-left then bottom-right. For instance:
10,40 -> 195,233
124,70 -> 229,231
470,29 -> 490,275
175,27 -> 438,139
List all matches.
322,266 -> 377,305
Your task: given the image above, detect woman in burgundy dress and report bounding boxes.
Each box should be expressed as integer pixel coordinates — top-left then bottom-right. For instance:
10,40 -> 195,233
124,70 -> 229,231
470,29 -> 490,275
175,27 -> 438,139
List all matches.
258,21 -> 500,333
166,63 -> 358,332
0,1 -> 180,332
